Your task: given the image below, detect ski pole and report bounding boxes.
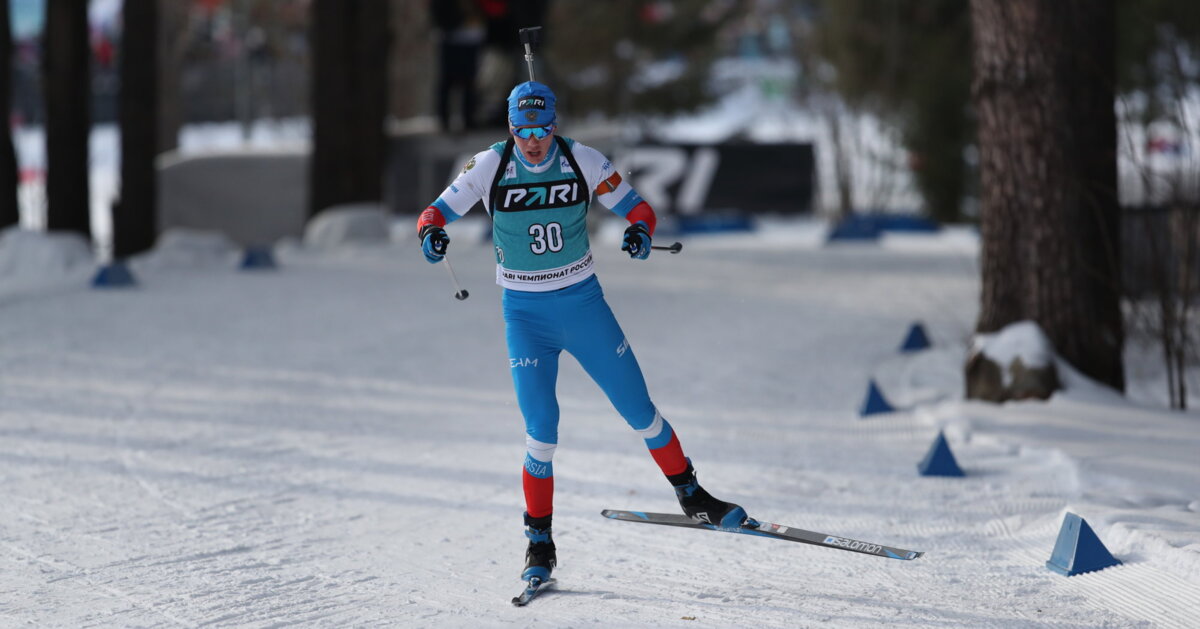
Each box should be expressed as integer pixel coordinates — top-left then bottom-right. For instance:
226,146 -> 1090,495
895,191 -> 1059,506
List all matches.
519,27 -> 542,82
651,242 -> 684,254
443,256 -> 469,300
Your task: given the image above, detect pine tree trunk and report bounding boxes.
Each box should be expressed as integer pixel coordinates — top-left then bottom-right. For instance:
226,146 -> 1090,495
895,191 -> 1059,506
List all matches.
113,0 -> 158,258
970,0 -> 1124,391
0,0 -> 19,229
42,0 -> 91,237
309,0 -> 390,218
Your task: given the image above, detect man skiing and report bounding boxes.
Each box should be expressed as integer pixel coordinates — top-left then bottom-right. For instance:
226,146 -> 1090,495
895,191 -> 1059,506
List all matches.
415,81 -> 746,587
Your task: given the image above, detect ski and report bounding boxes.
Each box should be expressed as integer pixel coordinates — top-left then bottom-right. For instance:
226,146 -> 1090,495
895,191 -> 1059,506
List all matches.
511,577 -> 556,606
601,509 -> 923,561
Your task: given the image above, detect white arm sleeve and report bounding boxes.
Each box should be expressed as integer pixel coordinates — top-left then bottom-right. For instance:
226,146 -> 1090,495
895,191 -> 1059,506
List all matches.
570,141 -> 643,215
430,148 -> 503,219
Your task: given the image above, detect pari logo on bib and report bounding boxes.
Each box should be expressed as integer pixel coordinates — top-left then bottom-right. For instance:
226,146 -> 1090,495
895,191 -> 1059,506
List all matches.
496,180 -> 581,212
508,82 -> 557,128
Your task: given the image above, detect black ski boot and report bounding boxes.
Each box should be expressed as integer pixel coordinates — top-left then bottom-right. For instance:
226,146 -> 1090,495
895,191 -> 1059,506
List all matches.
521,513 -> 556,582
668,462 -> 748,528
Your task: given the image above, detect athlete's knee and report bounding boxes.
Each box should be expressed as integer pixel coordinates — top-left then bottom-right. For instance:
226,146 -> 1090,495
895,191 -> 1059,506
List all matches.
516,389 -> 560,433
615,397 -> 658,430
594,362 -> 654,424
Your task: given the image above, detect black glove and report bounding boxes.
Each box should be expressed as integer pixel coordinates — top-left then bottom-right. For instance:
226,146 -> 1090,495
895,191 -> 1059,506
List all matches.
420,225 -> 450,263
621,221 -> 651,260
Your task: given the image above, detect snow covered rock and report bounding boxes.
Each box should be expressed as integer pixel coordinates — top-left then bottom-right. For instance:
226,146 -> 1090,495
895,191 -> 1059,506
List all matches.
966,320 -> 1061,402
303,204 -> 391,249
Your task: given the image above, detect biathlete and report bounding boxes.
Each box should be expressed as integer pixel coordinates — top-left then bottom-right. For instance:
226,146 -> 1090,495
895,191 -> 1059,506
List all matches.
416,81 -> 745,584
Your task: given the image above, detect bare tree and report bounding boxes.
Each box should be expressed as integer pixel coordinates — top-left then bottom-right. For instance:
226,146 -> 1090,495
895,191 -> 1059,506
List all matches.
309,0 -> 390,217
811,0 -> 973,223
970,0 -> 1124,391
1116,1 -> 1200,410
1125,204 -> 1199,409
157,0 -> 193,153
0,0 -> 18,229
42,0 -> 91,237
113,0 -> 159,259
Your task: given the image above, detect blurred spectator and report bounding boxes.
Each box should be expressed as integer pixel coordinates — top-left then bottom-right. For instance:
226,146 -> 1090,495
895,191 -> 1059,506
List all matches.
477,0 -> 549,127
431,0 -> 486,132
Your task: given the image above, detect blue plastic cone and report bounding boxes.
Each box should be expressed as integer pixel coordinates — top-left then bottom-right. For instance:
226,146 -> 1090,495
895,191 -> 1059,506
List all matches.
240,246 -> 277,270
859,379 -> 895,416
917,430 -> 964,477
899,322 -> 931,352
1046,513 -> 1122,576
91,261 -> 137,288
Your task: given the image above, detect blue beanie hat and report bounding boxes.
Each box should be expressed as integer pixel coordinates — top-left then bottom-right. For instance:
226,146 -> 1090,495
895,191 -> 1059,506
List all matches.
507,82 -> 556,127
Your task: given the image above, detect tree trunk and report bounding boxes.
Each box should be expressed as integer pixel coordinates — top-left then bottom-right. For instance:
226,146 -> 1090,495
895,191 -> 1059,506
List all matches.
42,0 -> 91,237
970,0 -> 1124,391
309,0 -> 390,218
0,0 -> 19,229
113,0 -> 158,259
157,0 -> 191,153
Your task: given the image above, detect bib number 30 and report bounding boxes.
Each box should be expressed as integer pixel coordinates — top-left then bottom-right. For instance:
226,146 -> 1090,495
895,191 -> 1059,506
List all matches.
528,222 -> 564,254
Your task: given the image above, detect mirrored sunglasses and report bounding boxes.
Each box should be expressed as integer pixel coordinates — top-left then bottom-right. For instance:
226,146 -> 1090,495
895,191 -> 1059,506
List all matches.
512,125 -> 555,140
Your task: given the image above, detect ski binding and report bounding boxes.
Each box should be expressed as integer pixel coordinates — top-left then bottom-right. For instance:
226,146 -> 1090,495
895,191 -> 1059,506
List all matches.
511,576 -> 556,606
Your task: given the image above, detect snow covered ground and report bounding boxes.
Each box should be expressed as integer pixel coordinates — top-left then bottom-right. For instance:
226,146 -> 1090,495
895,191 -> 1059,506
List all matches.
1,217 -> 1198,627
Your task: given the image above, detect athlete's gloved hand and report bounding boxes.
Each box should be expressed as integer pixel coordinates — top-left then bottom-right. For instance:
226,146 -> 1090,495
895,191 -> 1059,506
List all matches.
621,221 -> 651,260
420,225 -> 450,263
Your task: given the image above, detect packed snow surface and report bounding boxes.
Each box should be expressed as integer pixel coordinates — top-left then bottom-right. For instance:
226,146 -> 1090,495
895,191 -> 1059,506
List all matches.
1,219 -> 1198,627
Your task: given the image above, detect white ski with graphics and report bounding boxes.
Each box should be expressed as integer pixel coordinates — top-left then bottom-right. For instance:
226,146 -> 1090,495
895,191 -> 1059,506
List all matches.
601,509 -> 923,561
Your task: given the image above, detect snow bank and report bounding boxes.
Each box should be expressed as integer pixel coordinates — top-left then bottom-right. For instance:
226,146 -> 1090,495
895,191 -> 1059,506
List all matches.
131,228 -> 242,271
303,204 -> 392,249
0,227 -> 94,297
0,227 -> 93,279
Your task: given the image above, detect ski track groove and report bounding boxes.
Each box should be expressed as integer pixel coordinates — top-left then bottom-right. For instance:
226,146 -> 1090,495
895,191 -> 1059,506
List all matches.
0,366 -> 423,626
965,422 -> 1200,629
3,245 -> 1197,628
2,539 -> 195,627
1060,562 -> 1200,629
675,400 -> 1170,628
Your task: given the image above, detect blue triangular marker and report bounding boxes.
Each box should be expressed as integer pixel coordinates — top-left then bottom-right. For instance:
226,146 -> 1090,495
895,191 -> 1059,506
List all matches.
859,379 -> 895,416
899,322 -> 931,352
917,430 -> 964,477
1046,513 -> 1122,576
91,261 -> 137,288
240,246 -> 277,270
